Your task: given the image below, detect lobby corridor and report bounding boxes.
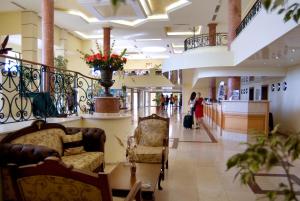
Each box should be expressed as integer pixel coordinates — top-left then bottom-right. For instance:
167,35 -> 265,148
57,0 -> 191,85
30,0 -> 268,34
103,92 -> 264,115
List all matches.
134,107 -> 300,201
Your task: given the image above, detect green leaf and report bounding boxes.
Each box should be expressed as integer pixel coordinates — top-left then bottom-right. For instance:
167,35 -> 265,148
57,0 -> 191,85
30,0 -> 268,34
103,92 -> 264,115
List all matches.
267,191 -> 277,201
278,8 -> 285,14
226,154 -> 241,170
284,10 -> 294,22
263,0 -> 272,10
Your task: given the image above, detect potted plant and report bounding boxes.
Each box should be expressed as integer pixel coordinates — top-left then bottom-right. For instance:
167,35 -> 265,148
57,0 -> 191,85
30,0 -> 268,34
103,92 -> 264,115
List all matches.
78,42 -> 127,97
152,92 -> 161,112
227,125 -> 300,201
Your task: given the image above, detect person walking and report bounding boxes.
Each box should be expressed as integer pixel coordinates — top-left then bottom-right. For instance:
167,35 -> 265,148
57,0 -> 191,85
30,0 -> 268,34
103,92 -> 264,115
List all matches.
194,92 -> 204,128
160,94 -> 165,111
188,92 -> 197,127
170,94 -> 174,108
165,95 -> 169,110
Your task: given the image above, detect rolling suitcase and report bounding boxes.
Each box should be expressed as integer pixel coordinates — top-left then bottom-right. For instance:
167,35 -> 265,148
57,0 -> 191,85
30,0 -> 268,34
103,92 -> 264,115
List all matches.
183,114 -> 193,129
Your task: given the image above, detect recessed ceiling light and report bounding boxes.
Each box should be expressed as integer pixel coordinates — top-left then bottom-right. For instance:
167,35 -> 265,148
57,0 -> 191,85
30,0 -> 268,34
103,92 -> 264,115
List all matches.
292,49 -> 296,53
275,56 -> 279,60
135,38 -> 162,42
142,46 -> 167,53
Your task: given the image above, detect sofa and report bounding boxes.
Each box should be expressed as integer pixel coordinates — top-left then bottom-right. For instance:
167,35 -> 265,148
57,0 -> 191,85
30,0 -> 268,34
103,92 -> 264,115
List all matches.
0,119 -> 106,201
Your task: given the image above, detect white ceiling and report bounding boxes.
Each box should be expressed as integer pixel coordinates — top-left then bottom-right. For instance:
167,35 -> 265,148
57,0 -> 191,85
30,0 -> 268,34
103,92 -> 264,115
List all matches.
0,0 -> 252,59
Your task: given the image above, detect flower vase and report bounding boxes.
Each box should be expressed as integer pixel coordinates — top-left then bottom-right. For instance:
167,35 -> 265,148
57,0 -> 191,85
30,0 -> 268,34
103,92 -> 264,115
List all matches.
99,69 -> 114,97
130,162 -> 136,177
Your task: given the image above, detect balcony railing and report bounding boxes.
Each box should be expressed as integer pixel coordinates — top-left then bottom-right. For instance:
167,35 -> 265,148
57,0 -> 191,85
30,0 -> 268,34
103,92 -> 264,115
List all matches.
236,0 -> 262,36
184,33 -> 228,51
0,55 -> 99,124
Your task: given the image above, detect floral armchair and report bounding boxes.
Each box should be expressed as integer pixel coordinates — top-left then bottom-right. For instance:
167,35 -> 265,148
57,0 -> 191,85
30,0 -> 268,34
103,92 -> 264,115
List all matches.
131,114 -> 169,179
10,157 -> 142,201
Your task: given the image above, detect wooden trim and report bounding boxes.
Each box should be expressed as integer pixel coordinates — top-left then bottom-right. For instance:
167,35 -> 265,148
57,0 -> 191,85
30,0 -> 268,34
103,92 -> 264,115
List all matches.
10,157 -> 142,201
0,120 -> 67,143
221,113 -> 267,134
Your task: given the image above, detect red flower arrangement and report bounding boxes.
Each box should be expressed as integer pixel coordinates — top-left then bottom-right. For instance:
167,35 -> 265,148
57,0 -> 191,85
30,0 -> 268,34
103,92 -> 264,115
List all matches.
78,42 -> 127,72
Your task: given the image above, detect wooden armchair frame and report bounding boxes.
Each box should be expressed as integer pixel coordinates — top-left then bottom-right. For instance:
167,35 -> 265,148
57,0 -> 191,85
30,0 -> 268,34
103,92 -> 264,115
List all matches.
10,157 -> 142,201
131,114 -> 170,182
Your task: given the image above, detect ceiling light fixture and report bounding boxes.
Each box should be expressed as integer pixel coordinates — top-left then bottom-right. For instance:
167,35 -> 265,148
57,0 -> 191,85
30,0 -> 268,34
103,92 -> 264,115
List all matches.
110,0 -> 190,27
142,46 -> 167,53
167,26 -> 202,36
292,49 -> 296,53
67,10 -> 99,23
135,38 -> 162,42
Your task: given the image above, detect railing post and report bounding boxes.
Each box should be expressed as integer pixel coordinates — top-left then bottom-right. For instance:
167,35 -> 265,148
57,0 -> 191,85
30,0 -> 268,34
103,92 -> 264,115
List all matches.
74,72 -> 78,116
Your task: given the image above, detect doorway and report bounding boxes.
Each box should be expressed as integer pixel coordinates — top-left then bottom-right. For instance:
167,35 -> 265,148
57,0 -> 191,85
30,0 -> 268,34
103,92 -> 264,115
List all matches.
261,85 -> 268,100
249,87 -> 254,101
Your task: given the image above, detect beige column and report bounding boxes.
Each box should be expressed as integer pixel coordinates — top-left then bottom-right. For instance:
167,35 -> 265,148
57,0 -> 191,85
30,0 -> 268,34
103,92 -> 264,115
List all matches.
227,77 -> 240,100
103,27 -> 111,56
209,77 -> 217,102
21,11 -> 38,61
228,0 -> 241,48
56,29 -> 68,57
42,0 -> 54,91
208,23 -> 217,46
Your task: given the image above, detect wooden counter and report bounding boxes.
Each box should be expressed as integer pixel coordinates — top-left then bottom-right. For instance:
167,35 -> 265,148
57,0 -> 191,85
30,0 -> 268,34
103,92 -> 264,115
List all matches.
204,101 -> 269,135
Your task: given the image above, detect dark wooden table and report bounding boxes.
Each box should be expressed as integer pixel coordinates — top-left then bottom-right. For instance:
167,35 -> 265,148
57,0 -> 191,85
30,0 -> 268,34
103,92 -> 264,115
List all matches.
109,163 -> 162,200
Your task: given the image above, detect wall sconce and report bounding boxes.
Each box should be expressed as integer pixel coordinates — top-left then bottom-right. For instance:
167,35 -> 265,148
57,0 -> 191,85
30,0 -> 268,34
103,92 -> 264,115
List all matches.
283,81 -> 287,91
271,84 -> 275,92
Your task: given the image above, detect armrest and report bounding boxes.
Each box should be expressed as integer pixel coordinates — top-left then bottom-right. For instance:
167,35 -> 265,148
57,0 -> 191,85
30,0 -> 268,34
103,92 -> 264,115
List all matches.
66,127 -> 106,152
0,143 -> 60,166
124,181 -> 142,201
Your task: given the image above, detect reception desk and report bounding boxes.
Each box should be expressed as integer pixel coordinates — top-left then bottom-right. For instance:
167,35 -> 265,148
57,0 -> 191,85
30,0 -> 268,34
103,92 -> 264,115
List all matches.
204,100 -> 269,135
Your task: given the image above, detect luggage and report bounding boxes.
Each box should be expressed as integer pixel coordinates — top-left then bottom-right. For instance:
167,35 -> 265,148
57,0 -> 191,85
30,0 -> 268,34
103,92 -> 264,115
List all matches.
183,114 -> 193,129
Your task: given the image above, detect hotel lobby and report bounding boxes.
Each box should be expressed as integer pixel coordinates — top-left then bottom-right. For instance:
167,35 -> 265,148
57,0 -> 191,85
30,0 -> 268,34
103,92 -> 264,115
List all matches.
1,0 -> 300,201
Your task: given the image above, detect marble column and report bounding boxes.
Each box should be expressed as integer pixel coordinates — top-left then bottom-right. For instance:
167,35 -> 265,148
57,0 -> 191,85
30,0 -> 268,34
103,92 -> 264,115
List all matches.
21,11 -> 38,62
228,0 -> 241,48
103,27 -> 111,56
208,23 -> 217,46
42,0 -> 54,91
227,77 -> 240,100
209,77 -> 217,102
130,88 -> 134,111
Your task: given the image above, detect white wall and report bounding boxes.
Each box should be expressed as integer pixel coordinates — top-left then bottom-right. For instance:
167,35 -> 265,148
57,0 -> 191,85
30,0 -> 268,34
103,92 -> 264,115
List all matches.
238,65 -> 300,133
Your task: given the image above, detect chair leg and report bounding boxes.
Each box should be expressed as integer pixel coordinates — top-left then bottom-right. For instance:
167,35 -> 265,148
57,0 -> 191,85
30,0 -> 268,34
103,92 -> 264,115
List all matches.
166,160 -> 168,169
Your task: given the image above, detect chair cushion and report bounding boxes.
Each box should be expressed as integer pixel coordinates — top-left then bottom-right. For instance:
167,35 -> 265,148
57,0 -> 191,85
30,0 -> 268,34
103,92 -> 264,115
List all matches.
17,175 -> 102,201
11,129 -> 64,156
62,132 -> 85,156
139,119 -> 168,147
135,145 -> 163,163
62,152 -> 104,172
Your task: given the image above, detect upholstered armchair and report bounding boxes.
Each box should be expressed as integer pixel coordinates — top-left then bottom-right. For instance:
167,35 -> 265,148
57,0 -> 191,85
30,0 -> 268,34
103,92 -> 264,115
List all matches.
131,114 -> 169,179
10,157 -> 142,201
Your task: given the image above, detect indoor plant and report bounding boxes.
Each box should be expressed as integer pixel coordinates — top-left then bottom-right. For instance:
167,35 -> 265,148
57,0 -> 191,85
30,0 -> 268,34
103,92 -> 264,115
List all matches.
78,42 -> 127,97
227,125 -> 300,201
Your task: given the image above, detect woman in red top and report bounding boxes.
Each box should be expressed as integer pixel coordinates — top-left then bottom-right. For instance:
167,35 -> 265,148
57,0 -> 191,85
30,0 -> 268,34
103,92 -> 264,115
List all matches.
194,92 -> 204,128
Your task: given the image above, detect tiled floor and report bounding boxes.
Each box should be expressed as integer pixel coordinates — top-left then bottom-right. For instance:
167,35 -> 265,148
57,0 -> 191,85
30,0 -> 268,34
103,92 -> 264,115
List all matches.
126,107 -> 300,201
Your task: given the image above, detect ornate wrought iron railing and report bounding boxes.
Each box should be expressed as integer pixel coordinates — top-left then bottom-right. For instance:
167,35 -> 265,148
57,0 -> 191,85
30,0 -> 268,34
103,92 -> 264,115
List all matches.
184,33 -> 228,51
236,0 -> 262,36
0,55 -> 99,124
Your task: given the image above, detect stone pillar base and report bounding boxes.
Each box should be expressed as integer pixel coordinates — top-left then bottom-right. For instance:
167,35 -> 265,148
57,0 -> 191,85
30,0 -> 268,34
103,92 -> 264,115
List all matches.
95,97 -> 120,113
